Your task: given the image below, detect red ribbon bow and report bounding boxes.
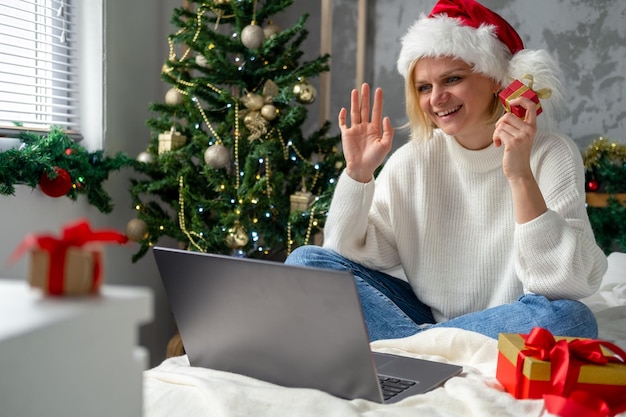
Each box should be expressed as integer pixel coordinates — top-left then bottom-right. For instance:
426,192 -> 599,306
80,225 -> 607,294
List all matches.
518,327 -> 626,417
10,219 -> 128,295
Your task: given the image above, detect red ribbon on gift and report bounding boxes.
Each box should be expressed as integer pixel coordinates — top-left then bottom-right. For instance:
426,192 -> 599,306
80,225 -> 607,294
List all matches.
10,219 -> 128,295
516,327 -> 626,417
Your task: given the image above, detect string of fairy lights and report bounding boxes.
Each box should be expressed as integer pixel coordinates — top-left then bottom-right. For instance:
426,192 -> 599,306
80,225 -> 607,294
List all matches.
129,0 -> 330,257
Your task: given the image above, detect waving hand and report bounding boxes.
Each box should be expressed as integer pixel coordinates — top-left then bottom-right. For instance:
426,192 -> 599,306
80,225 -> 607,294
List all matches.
338,83 -> 394,183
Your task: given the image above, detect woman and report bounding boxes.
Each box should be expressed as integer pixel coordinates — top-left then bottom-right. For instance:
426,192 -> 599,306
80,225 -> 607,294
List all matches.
285,0 -> 607,341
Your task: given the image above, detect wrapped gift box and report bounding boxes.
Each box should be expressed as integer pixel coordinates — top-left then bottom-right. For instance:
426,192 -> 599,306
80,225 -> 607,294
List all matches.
496,330 -> 626,411
290,190 -> 315,213
11,219 -> 128,296
29,247 -> 102,296
498,78 -> 542,118
158,127 -> 187,154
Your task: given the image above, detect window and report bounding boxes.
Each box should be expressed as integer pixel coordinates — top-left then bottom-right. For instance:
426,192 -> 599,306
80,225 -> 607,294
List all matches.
0,0 -> 80,138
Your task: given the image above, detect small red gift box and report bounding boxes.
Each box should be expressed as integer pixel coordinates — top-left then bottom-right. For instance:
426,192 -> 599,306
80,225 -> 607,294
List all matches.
498,75 -> 550,119
11,219 -> 128,296
497,328 -> 626,416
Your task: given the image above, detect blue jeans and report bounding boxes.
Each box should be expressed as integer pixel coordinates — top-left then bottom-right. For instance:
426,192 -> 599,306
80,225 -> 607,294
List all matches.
285,246 -> 598,341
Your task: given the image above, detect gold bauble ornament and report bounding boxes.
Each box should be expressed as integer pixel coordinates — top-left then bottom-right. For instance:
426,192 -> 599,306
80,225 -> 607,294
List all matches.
263,22 -> 281,39
293,80 -> 316,104
126,218 -> 149,242
260,104 -> 277,121
137,151 -> 155,164
165,88 -> 184,105
242,92 -> 265,111
241,24 -> 265,49
226,223 -> 249,249
214,0 -> 230,4
204,143 -> 230,169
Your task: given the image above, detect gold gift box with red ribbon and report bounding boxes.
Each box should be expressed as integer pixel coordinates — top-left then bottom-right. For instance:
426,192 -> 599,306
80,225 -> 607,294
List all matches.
496,328 -> 626,416
11,219 -> 128,296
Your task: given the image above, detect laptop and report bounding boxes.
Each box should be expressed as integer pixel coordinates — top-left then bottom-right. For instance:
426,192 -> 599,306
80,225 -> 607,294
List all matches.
153,246 -> 462,403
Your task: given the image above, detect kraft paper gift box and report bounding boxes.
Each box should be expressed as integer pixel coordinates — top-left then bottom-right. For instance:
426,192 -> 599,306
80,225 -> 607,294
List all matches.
498,77 -> 544,118
29,247 -> 102,295
11,218 -> 128,296
496,328 -> 626,414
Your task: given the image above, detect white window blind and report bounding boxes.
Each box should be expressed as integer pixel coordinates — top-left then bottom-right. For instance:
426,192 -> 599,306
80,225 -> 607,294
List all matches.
0,0 -> 80,136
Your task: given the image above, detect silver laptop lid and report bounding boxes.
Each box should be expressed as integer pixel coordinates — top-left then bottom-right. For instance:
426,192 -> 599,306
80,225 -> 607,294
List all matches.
154,246 -> 383,402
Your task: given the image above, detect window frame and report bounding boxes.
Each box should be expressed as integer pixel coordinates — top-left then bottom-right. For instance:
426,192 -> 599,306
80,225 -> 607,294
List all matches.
0,0 -> 104,150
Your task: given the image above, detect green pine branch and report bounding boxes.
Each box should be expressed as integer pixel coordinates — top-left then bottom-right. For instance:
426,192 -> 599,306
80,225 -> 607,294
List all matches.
0,128 -> 135,213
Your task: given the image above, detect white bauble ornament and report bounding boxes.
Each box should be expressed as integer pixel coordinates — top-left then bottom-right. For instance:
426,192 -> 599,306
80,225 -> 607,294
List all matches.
165,88 -> 184,105
263,23 -> 281,39
241,24 -> 264,49
260,104 -> 277,121
204,143 -> 230,169
137,151 -> 155,164
195,55 -> 210,68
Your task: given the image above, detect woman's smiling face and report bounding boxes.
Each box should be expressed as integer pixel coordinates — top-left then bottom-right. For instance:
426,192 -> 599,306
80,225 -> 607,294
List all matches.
413,56 -> 499,149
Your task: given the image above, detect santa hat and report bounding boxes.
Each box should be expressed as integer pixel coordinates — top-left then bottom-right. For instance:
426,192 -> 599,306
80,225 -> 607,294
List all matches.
397,0 -> 564,123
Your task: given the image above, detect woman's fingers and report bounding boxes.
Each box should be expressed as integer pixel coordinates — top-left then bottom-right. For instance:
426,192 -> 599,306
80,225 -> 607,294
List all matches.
360,83 -> 371,125
350,87 -> 361,125
338,107 -> 347,129
370,87 -> 384,127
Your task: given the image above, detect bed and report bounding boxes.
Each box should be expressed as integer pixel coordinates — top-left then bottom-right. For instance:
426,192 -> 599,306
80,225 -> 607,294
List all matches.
143,252 -> 626,417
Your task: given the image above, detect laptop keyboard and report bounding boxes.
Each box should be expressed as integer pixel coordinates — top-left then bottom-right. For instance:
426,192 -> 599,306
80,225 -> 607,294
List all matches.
378,375 -> 417,401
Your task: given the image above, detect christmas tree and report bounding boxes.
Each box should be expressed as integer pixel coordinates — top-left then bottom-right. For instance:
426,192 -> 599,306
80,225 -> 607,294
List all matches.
127,0 -> 343,262
583,137 -> 626,254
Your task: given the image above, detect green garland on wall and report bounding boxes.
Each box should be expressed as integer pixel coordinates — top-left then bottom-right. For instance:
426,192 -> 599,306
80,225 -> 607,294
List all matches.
0,129 -> 135,213
583,137 -> 626,254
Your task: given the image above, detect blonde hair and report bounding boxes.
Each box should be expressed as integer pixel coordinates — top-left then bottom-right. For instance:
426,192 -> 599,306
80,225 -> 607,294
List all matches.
404,59 -> 505,142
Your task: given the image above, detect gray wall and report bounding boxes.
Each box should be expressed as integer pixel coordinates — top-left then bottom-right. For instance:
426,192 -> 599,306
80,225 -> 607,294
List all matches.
0,0 -> 623,367
330,0 -> 626,152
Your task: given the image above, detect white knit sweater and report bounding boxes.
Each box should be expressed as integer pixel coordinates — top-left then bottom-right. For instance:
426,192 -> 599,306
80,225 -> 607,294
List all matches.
323,129 -> 607,322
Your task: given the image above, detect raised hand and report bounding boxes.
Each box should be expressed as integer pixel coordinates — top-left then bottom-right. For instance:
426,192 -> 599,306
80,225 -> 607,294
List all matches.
493,96 -> 547,224
493,96 -> 538,183
338,83 -> 394,183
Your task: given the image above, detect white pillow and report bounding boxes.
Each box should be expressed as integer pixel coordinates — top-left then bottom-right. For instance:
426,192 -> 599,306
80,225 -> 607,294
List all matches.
603,252 -> 626,286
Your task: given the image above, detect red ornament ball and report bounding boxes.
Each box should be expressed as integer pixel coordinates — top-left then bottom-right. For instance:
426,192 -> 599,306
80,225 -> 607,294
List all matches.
587,180 -> 599,192
39,167 -> 72,197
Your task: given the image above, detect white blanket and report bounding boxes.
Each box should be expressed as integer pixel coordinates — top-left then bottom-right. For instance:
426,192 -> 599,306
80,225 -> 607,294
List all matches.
143,327 -> 625,417
144,253 -> 626,417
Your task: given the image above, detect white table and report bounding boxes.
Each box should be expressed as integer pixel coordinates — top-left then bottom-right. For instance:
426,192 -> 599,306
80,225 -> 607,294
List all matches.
0,279 -> 153,417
